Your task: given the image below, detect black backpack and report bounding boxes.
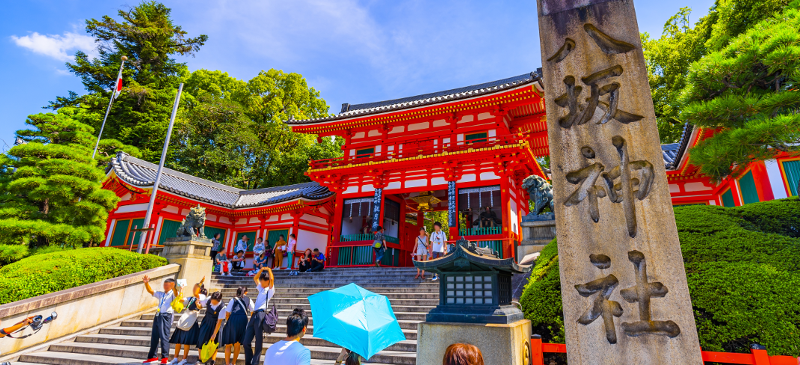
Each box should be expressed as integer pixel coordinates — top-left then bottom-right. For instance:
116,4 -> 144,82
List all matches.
263,304 -> 278,333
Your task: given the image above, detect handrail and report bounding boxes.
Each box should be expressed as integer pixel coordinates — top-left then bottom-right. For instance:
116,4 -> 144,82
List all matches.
530,336 -> 799,365
460,226 -> 502,236
310,133 -> 528,170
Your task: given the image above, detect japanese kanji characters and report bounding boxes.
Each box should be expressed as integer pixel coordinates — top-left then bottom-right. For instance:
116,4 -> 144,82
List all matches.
564,137 -> 655,238
576,252 -> 680,344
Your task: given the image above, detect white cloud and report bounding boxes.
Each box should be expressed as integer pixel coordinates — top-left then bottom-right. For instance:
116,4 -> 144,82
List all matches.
10,31 -> 98,62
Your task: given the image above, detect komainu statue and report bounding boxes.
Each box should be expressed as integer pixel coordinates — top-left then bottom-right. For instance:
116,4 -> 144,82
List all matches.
521,175 -> 555,220
177,205 -> 207,239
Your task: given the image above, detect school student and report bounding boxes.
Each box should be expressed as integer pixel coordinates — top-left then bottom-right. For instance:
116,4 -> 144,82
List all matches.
142,276 -> 180,364
220,286 -> 253,365
243,267 -> 275,365
197,291 -> 224,365
168,278 -> 206,365
262,308 -> 311,365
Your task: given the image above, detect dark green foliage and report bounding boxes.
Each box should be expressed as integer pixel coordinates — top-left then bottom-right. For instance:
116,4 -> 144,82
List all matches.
520,198 -> 800,355
0,108 -> 127,248
0,244 -> 29,266
641,0 -> 793,146
55,1 -> 207,162
0,247 -> 167,305
519,239 -> 564,343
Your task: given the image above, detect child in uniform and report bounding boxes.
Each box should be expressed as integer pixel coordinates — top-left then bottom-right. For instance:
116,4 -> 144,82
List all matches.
142,276 -> 180,364
197,291 -> 225,365
168,278 -> 206,365
220,286 -> 253,365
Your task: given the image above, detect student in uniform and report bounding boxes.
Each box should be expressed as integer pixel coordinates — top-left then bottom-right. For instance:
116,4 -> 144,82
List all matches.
243,266 -> 275,365
220,286 -> 252,365
142,276 -> 180,364
168,278 -> 207,365
196,291 -> 224,365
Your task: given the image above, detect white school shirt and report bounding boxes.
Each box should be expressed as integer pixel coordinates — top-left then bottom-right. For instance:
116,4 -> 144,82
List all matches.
264,340 -> 311,365
153,291 -> 175,314
431,231 -> 447,253
254,283 -> 276,311
182,294 -> 207,308
221,297 -> 255,317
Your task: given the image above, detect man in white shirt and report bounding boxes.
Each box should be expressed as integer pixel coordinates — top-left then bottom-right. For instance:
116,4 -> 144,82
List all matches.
142,276 -> 179,364
243,267 -> 275,365
263,308 -> 311,365
430,222 -> 448,281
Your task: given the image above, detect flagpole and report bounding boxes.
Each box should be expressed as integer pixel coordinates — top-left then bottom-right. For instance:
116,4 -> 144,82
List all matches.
91,56 -> 127,159
138,83 -> 184,253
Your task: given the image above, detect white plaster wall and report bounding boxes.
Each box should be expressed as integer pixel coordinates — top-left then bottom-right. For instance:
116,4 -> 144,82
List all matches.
405,179 -> 428,188
249,217 -> 260,224
206,214 -> 217,222
408,122 -> 429,131
236,218 -> 247,225
344,186 -> 359,194
266,215 -> 279,222
297,229 -> 328,252
368,129 -> 381,137
281,213 -> 292,221
386,181 -> 402,190
684,182 -> 711,192
219,216 -> 232,224
765,159 -> 789,199
120,193 -> 132,201
115,203 -> 149,214
479,172 -> 499,180
459,174 -> 476,183
362,184 -> 375,193
431,177 -> 446,186
459,115 -> 475,123
433,119 -> 448,128
163,206 -> 180,214
303,214 -> 327,226
669,184 -> 681,193
478,112 -> 493,120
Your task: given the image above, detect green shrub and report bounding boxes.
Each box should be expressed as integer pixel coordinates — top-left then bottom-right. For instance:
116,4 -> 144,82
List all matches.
0,244 -> 29,266
520,197 -> 800,356
0,247 -> 167,304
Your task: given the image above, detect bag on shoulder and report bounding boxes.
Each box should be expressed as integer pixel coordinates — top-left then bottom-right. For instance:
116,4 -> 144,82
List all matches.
177,297 -> 198,330
170,295 -> 185,313
263,304 -> 278,334
373,240 -> 382,249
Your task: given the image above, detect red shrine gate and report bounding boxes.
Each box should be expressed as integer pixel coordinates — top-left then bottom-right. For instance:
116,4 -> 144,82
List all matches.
288,73 -> 549,266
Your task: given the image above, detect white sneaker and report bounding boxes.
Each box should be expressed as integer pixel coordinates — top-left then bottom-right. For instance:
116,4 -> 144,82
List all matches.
177,359 -> 188,365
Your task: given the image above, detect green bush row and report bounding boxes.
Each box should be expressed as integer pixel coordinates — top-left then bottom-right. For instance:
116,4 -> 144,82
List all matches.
0,247 -> 167,305
520,197 -> 800,356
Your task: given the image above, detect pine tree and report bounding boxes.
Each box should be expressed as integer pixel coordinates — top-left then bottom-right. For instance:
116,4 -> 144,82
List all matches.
51,1 -> 207,162
682,1 -> 800,179
0,108 -> 122,248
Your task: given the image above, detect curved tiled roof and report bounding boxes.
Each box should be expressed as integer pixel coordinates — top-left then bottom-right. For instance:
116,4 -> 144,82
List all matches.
662,123 -> 695,170
107,152 -> 333,208
287,71 -> 542,125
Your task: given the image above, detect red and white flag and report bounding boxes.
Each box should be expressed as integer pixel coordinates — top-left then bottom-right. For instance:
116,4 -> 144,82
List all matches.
112,67 -> 123,100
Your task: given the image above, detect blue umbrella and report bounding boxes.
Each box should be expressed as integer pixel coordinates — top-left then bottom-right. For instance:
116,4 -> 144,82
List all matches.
308,283 -> 406,359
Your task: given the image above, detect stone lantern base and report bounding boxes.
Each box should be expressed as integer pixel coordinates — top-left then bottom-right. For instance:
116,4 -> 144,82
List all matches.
417,319 -> 532,365
161,237 -> 214,290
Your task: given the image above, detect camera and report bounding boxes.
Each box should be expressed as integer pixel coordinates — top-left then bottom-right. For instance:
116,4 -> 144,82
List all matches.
30,312 -> 57,332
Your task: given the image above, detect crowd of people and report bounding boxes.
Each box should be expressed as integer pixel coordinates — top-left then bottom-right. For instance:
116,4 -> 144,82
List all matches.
210,233 -> 325,277
410,222 -> 450,281
142,266 -> 317,365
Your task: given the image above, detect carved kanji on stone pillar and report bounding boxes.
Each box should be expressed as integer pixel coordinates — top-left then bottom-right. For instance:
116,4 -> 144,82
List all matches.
537,0 -> 702,363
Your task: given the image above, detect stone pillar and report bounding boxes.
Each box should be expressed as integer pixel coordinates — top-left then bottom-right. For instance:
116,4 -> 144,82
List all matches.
371,188 -> 383,232
535,1 -> 702,364
161,238 -> 214,290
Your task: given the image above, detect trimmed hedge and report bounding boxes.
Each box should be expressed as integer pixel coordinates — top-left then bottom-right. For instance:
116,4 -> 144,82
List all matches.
0,247 -> 167,305
520,197 -> 800,356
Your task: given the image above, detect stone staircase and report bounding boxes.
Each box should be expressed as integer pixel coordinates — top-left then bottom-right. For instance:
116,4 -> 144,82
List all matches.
13,267 -> 436,364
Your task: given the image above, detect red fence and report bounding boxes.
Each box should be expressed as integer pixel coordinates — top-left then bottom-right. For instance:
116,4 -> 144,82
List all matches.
530,336 -> 799,365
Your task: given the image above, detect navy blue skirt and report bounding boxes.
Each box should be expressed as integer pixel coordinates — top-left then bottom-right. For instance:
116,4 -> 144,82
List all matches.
170,320 -> 200,345
196,312 -> 221,349
220,313 -> 248,345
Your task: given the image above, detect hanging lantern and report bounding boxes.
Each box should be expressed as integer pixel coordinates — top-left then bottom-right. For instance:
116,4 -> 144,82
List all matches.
410,191 -> 442,211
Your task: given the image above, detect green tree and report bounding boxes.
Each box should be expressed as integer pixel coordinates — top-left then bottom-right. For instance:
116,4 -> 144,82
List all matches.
641,0 -> 792,143
172,69 -> 342,189
0,108 -> 123,248
682,1 -> 800,179
53,1 -> 207,162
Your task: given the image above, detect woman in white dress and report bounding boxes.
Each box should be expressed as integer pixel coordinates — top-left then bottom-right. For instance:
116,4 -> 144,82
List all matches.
412,227 -> 430,280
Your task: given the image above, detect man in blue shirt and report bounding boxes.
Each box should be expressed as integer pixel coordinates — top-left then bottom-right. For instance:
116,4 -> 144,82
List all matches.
309,249 -> 325,272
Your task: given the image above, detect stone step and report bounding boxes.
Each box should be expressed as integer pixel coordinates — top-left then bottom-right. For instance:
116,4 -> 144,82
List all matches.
43,340 -> 416,364
124,316 -> 422,330
217,287 -> 440,294
101,325 -> 420,342
75,333 -> 418,352
216,289 -> 438,299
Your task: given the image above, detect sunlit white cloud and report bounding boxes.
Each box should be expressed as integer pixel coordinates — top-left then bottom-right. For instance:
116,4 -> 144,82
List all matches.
10,31 -> 98,62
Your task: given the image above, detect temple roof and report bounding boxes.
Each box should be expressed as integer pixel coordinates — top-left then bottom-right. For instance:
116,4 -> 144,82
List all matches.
287,71 -> 542,126
106,152 -> 333,209
662,123 -> 695,170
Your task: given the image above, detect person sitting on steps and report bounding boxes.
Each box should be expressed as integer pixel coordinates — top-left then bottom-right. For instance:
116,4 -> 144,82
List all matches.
298,249 -> 313,273
231,250 -> 246,274
309,248 -> 325,272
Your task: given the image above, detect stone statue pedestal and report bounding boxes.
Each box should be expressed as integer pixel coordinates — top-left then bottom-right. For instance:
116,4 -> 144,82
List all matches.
417,320 -> 532,365
161,237 -> 213,290
519,218 -> 557,259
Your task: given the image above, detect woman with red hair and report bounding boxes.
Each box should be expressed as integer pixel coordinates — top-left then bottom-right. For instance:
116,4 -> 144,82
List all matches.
443,343 -> 485,365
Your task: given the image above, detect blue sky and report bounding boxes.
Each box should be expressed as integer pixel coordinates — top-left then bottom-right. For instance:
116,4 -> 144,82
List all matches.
0,0 -> 715,151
